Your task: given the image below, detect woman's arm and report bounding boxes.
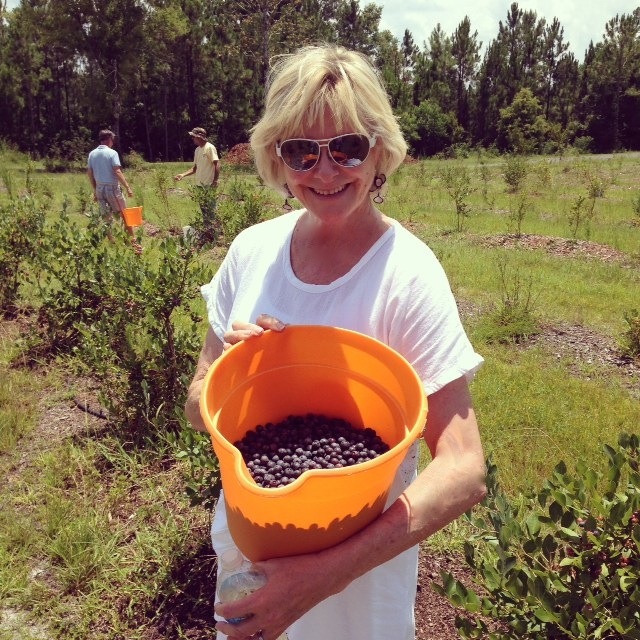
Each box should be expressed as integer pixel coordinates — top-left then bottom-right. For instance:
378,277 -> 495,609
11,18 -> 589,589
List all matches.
184,327 -> 224,432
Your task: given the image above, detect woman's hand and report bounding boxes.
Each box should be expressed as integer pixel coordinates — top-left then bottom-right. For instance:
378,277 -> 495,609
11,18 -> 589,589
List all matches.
214,551 -> 347,640
223,314 -> 286,350
185,315 -> 286,432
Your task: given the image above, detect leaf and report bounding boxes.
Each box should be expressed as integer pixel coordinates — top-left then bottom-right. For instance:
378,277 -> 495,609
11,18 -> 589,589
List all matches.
559,556 -> 579,567
549,501 -> 563,521
620,574 -> 637,592
533,606 -> 560,623
528,575 -> 546,599
525,512 -> 541,536
560,509 -> 576,528
541,533 -> 558,556
481,564 -> 501,591
554,461 -> 568,474
505,570 -> 527,598
464,589 -> 482,613
608,500 -> 630,524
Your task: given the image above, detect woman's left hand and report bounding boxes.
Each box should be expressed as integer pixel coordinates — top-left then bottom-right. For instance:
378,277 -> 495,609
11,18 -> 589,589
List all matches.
214,550 -> 346,640
222,314 -> 286,350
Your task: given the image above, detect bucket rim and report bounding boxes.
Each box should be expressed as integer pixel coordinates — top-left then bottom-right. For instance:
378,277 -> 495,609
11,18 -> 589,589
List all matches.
202,324 -> 425,405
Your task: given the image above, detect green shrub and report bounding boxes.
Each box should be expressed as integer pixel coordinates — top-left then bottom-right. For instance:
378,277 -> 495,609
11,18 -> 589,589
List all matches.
0,166 -> 15,200
188,184 -> 220,246
42,157 -> 75,173
507,194 -> 532,237
22,211 -> 208,436
69,234 -> 207,435
186,180 -> 268,248
435,433 -> 640,639
585,173 -> 607,199
216,181 -> 273,243
620,309 -> 640,358
153,167 -> 173,221
29,210 -> 121,355
441,143 -> 471,159
170,425 -> 221,510
0,197 -> 46,316
631,192 -> 640,225
123,150 -> 146,171
572,136 -> 594,154
533,162 -> 552,190
439,165 -> 474,232
475,258 -> 540,344
75,184 -> 93,216
226,177 -> 252,201
568,194 -> 597,240
477,159 -> 495,206
503,154 -> 528,193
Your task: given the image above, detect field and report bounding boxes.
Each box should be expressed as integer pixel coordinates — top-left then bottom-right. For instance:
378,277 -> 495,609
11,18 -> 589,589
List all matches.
1,149 -> 639,639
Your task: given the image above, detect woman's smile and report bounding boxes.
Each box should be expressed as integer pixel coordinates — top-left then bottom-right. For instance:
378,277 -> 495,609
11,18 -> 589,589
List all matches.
310,183 -> 348,197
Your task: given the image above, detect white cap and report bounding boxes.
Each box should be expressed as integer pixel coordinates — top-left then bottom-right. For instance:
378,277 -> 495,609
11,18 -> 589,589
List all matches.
220,547 -> 244,571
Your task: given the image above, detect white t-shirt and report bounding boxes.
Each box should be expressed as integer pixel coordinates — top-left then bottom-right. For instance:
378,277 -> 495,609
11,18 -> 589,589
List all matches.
202,209 -> 483,640
194,141 -> 219,186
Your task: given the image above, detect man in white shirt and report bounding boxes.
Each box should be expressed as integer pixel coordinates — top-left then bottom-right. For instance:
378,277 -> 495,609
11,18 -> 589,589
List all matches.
174,127 -> 221,242
174,127 -> 220,187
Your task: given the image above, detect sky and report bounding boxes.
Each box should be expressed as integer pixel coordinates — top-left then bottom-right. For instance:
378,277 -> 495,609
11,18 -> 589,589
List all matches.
378,0 -> 639,59
3,0 -> 638,59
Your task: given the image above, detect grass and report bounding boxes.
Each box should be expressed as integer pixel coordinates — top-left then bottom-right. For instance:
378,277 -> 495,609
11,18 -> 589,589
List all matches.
1,148 -> 639,637
387,154 -> 640,253
0,367 -> 40,453
424,235 -> 639,334
472,344 -> 640,489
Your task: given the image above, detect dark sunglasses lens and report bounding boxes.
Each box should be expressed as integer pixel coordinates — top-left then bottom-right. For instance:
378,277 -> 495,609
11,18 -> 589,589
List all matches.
280,139 -> 320,171
329,134 -> 370,167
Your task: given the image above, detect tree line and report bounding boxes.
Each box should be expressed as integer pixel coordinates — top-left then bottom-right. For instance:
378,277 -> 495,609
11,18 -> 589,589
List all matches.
1,0 -> 639,163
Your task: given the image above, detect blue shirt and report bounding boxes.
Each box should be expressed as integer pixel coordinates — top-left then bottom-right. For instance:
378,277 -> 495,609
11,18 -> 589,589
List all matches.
87,145 -> 121,185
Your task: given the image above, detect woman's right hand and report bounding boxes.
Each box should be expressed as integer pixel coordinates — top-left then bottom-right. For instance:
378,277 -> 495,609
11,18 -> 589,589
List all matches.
185,315 -> 286,431
222,314 -> 286,350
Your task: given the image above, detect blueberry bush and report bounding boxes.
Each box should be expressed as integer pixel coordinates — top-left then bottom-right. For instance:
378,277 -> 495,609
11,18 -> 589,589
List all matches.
0,196 -> 46,317
435,433 -> 640,639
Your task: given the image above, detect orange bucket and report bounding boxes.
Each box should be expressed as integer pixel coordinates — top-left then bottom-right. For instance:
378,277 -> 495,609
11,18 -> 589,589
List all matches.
200,325 -> 428,561
122,206 -> 143,227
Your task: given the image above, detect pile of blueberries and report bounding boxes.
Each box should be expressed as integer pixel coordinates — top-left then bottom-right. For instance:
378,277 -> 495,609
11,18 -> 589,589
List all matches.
234,413 -> 389,488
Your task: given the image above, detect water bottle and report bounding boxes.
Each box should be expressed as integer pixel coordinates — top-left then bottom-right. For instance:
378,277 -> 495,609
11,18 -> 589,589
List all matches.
216,548 -> 289,639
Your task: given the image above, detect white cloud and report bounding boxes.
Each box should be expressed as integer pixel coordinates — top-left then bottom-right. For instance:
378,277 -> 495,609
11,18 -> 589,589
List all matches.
378,0 -> 640,59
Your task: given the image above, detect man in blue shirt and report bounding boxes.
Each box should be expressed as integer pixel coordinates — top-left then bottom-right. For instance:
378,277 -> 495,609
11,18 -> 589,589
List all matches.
87,129 -> 140,251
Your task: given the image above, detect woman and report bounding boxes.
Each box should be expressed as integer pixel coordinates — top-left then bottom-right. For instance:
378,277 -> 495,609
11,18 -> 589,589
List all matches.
185,44 -> 487,640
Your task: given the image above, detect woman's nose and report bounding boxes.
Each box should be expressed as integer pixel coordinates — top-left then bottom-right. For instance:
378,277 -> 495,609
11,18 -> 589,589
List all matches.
314,146 -> 339,176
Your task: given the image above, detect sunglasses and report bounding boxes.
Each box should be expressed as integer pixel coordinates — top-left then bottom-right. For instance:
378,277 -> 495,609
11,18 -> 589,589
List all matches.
276,133 -> 377,171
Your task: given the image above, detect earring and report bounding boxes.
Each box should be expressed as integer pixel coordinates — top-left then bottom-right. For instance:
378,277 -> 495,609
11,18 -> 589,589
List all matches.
283,183 -> 293,212
370,174 -> 386,204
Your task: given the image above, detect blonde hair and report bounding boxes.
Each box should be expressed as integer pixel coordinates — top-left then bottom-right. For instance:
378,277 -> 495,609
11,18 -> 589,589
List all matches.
251,44 -> 407,195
